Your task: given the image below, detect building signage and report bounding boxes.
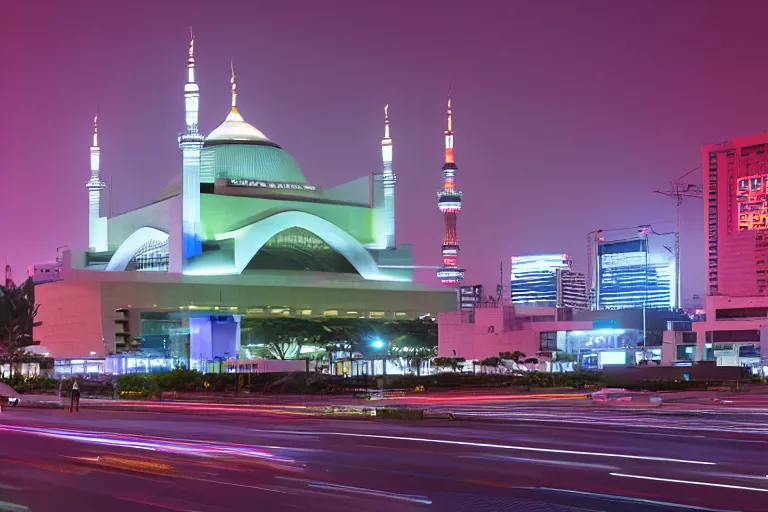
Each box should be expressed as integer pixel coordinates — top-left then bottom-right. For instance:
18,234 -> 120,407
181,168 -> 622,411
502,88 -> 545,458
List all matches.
228,179 -> 316,191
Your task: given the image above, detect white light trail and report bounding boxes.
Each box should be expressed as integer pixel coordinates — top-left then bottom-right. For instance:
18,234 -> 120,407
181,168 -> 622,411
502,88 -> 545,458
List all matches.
610,472 -> 768,492
250,429 -> 716,465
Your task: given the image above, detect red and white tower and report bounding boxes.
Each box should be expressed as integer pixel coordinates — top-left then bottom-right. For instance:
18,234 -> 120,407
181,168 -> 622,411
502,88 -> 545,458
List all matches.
436,91 -> 465,286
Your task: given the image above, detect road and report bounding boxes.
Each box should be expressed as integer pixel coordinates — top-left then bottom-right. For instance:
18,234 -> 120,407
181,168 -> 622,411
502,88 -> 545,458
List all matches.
0,406 -> 766,511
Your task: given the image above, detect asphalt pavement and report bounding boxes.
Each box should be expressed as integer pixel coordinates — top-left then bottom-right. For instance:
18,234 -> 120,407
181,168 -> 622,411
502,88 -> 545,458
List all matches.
0,406 -> 766,511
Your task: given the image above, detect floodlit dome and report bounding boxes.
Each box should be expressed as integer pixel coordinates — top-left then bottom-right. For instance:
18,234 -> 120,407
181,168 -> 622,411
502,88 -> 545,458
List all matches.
201,107 -> 307,185
206,108 -> 270,144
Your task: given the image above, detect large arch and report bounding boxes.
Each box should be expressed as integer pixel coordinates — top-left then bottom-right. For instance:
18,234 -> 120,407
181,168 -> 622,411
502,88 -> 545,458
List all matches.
218,211 -> 386,280
105,227 -> 169,271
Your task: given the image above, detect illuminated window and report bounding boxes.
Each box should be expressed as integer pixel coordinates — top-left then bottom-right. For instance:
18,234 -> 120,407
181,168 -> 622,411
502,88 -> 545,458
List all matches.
369,311 -> 386,318
299,309 -> 313,316
323,310 -> 339,317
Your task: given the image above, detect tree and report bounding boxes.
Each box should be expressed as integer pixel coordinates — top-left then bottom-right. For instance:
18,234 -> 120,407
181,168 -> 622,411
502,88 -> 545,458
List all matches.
241,318 -> 324,360
0,278 -> 40,375
499,351 -> 526,363
432,356 -> 465,372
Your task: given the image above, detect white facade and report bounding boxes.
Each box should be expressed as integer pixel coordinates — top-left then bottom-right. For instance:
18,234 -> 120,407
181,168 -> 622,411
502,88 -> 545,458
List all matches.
86,116 -> 107,252
179,35 -> 204,260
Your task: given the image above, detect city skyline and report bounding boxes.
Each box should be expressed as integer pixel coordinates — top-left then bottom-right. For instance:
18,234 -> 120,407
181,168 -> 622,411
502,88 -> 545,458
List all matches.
6,0 -> 768,300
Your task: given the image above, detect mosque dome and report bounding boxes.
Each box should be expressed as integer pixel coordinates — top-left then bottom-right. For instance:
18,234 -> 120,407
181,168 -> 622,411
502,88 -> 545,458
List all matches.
206,107 -> 271,144
201,107 -> 307,185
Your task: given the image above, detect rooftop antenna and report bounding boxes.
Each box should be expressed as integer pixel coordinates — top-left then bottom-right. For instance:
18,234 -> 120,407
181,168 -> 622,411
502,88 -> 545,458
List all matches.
654,165 -> 703,309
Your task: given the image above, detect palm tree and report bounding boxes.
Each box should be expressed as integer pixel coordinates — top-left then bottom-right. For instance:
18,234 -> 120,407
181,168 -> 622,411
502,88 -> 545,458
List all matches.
0,278 -> 40,376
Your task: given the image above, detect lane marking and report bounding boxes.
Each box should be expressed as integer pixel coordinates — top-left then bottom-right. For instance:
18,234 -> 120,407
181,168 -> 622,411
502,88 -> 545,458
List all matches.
610,472 -> 768,493
458,453 -> 618,471
518,486 -> 744,512
275,477 -> 432,504
250,429 -> 716,465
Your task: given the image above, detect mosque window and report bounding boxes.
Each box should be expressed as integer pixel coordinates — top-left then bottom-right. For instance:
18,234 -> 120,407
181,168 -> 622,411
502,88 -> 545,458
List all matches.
128,239 -> 169,272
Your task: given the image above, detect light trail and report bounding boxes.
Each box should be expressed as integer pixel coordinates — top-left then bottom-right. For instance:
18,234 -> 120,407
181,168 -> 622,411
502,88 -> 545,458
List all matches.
0,425 -> 291,463
610,472 -> 768,492
276,477 -> 433,505
250,429 -> 716,465
518,486 -> 744,512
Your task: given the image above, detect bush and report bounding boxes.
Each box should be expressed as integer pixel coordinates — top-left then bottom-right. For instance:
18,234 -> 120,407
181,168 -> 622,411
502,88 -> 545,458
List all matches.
153,368 -> 205,392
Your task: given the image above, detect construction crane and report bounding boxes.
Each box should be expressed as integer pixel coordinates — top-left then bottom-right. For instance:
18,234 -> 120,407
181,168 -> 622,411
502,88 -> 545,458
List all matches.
654,166 -> 703,310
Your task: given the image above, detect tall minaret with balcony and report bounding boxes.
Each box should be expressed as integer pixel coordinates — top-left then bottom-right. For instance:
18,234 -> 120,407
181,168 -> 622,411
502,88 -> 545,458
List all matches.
86,114 -> 107,251
382,104 -> 396,248
178,30 -> 205,260
436,91 -> 465,285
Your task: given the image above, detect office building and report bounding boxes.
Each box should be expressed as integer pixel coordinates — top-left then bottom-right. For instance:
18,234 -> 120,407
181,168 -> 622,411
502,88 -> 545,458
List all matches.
596,237 -> 675,310
510,254 -> 588,309
665,132 -> 768,370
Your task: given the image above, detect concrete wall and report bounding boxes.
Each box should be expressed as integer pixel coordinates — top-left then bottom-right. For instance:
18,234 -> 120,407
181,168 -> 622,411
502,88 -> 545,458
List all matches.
438,307 -> 592,360
35,280 -> 105,358
108,197 -> 176,250
36,270 -> 457,359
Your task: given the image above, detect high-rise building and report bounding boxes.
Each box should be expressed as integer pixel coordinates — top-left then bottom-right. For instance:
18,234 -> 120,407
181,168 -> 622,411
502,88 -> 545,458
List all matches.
436,92 -> 465,286
704,133 -> 768,296
661,132 -> 768,368
596,237 -> 675,310
510,254 -> 588,309
557,268 -> 589,310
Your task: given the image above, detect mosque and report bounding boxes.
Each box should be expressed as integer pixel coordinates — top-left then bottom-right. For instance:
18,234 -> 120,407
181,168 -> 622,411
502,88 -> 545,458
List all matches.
35,35 -> 457,374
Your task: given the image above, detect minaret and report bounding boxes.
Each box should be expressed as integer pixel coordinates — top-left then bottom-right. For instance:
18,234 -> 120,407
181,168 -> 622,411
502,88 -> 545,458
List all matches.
178,29 -> 205,261
382,104 -> 396,248
436,90 -> 465,286
86,114 -> 106,251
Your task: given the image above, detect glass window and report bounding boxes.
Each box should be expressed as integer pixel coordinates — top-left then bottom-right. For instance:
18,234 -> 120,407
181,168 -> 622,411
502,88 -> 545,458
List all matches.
539,331 -> 556,351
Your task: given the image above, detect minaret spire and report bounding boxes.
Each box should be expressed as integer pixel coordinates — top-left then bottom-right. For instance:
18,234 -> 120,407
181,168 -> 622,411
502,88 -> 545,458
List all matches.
436,88 -> 465,286
384,103 -> 390,139
86,111 -> 107,252
381,103 -> 396,248
230,61 -> 237,112
92,112 -> 99,147
179,29 -> 205,266
187,27 -> 196,84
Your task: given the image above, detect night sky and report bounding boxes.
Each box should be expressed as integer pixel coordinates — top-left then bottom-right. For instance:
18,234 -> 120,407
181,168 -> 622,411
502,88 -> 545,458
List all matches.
4,0 -> 768,303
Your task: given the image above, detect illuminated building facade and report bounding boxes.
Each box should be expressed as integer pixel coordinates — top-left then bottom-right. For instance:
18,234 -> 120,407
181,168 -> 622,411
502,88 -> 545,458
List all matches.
459,284 -> 483,310
34,35 -> 456,369
510,254 -> 588,309
596,237 -> 675,310
436,93 -> 465,285
663,133 -> 768,370
704,133 -> 768,296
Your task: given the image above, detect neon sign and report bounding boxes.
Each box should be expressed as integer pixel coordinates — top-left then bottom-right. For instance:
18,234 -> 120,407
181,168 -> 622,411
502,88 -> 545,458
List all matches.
737,174 -> 768,231
228,179 -> 316,191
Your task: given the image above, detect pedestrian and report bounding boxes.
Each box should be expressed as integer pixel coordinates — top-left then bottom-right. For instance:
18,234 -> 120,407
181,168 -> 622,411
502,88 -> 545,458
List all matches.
70,380 -> 81,412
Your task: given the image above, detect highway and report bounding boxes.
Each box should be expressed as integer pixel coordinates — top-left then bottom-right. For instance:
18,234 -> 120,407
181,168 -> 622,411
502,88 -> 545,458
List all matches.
0,406 -> 766,511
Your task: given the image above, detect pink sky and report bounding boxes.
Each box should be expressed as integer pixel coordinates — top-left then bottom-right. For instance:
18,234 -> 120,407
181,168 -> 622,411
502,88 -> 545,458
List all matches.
3,0 -> 768,303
